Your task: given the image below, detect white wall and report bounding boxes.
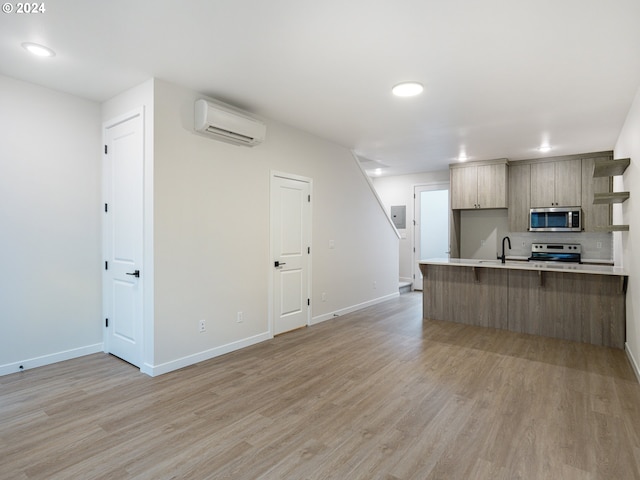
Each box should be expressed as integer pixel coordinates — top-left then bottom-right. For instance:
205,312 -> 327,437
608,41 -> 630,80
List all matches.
151,80 -> 398,371
0,75 -> 102,374
0,75 -> 397,377
373,171 -> 449,282
614,85 -> 640,380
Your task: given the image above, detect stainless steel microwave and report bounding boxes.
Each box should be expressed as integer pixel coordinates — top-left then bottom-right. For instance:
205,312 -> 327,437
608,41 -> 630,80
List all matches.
529,207 -> 582,232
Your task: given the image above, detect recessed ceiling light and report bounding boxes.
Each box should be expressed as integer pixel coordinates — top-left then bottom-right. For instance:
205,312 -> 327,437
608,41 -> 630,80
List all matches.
392,82 -> 424,97
538,144 -> 552,153
22,42 -> 56,57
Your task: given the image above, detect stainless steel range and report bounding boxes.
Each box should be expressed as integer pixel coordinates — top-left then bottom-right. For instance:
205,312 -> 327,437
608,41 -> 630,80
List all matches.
529,243 -> 582,263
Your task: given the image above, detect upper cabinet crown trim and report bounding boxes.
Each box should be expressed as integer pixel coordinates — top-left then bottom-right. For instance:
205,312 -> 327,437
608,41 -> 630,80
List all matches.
449,158 -> 508,169
509,150 -> 613,166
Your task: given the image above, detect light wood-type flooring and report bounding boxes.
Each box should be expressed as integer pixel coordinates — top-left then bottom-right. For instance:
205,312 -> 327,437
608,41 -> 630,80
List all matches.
2,292 -> 640,479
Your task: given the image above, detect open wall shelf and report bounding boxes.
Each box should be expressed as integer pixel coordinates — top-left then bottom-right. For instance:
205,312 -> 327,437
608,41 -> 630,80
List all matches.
595,225 -> 630,232
593,191 -> 630,204
593,157 -> 630,232
593,158 -> 630,177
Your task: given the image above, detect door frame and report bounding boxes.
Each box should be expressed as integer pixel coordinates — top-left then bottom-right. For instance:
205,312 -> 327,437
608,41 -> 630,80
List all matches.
269,171 -> 313,336
413,182 -> 450,290
102,107 -> 147,370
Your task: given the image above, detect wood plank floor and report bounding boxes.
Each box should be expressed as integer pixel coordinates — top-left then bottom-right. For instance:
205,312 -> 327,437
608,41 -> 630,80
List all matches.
2,292 -> 640,479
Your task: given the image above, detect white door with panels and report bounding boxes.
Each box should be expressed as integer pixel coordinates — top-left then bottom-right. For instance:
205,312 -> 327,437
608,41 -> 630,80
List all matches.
271,173 -> 311,335
103,109 -> 144,367
413,183 -> 449,291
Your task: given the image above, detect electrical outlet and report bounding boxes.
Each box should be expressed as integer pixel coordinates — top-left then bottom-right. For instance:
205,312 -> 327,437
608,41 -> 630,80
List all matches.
597,241 -> 602,249
199,319 -> 206,333
329,239 -> 335,249
481,239 -> 485,246
373,281 -> 377,289
321,292 -> 327,302
236,311 -> 243,323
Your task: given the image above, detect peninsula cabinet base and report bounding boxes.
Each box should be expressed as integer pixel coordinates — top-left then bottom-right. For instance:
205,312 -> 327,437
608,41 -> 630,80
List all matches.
508,270 -> 625,349
422,265 -> 508,330
421,264 -> 626,349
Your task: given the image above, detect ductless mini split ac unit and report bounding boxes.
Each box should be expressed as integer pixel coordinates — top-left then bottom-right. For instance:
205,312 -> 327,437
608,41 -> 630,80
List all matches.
194,99 -> 266,147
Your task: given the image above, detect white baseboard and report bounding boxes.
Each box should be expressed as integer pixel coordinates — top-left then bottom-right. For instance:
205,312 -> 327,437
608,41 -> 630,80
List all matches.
142,331 -> 272,377
311,292 -> 400,325
625,342 -> 640,384
0,343 -> 104,377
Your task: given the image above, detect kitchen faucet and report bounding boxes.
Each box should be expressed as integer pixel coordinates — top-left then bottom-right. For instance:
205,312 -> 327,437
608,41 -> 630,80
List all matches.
499,236 -> 511,264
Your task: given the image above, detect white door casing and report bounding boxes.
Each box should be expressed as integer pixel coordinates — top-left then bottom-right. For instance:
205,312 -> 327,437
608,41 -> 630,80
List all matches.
271,173 -> 311,335
103,109 -> 144,367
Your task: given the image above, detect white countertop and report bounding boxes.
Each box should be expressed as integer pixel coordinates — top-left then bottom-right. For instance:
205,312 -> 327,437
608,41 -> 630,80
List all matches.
419,258 -> 628,276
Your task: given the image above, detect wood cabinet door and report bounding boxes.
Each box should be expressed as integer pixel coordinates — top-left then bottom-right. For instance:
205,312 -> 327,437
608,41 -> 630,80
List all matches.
508,163 -> 531,231
555,159 -> 582,206
477,164 -> 508,208
582,156 -> 611,231
530,162 -> 556,207
450,165 -> 477,209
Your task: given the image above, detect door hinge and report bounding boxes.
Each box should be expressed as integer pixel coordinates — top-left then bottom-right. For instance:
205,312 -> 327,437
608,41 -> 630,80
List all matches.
413,274 -> 415,279
308,246 -> 310,254
105,318 -> 109,327
105,261 -> 108,270
104,203 -> 108,213
308,194 -> 311,202
307,298 -> 310,306
413,247 -> 415,252
104,145 -> 108,155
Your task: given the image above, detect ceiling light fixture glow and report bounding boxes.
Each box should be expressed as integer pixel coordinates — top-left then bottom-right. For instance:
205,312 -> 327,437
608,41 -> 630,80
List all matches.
392,82 -> 424,97
22,42 -> 56,57
538,144 -> 552,153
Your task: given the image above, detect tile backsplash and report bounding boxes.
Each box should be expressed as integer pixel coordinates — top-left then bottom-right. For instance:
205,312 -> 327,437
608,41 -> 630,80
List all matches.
507,232 -> 613,261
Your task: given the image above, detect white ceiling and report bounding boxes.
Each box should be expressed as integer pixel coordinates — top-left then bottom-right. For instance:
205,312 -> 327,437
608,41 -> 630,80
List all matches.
2,0 -> 639,176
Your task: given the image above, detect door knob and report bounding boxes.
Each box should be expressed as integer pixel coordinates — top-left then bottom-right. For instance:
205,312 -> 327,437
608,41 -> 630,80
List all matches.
274,261 -> 286,268
126,270 -> 140,278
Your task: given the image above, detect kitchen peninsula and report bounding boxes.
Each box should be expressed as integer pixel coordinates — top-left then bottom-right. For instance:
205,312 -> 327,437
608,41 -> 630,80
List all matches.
419,259 -> 628,348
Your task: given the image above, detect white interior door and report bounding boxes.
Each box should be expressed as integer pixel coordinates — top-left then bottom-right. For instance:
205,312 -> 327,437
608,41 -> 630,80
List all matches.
414,184 -> 449,290
271,173 -> 311,335
103,109 -> 144,367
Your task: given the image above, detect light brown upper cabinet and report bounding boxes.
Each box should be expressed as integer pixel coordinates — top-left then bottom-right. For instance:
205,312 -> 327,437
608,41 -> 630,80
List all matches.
530,159 -> 582,207
508,163 -> 531,231
450,160 -> 508,210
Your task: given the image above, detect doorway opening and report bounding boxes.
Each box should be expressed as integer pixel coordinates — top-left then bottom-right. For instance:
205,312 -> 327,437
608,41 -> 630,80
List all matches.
413,183 -> 449,290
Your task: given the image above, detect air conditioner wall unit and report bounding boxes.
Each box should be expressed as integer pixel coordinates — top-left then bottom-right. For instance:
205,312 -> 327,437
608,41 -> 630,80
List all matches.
194,99 -> 266,147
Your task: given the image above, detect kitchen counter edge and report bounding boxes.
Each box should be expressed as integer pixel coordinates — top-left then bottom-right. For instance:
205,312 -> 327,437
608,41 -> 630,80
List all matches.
419,258 -> 628,276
